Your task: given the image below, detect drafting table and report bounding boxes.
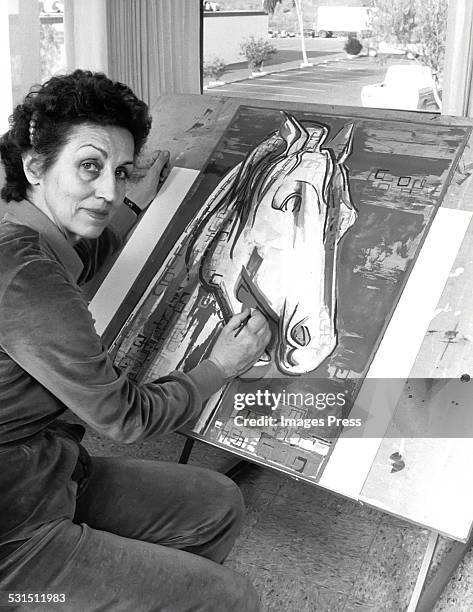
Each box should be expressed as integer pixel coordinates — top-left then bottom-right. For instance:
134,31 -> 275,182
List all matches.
89,94 -> 473,612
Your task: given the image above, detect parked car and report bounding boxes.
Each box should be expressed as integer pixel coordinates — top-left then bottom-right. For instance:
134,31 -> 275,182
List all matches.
365,40 -> 421,59
361,64 -> 439,111
278,30 -> 296,38
39,0 -> 63,13
203,1 -> 220,11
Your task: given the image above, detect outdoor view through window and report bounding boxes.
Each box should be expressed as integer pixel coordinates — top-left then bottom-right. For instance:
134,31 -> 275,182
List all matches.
203,0 -> 447,113
1,1 -> 65,131
0,1 -> 449,122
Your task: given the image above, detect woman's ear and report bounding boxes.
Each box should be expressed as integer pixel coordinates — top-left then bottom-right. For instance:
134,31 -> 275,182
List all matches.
22,151 -> 43,186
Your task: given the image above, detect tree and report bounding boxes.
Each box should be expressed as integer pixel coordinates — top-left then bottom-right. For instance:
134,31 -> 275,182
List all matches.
262,0 -> 282,16
263,0 -> 312,67
367,0 -> 448,108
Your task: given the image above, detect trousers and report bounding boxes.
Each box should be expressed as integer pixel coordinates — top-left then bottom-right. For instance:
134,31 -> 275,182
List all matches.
0,456 -> 261,612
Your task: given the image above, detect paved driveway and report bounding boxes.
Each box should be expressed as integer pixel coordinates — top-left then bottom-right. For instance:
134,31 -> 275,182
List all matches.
205,56 -> 407,108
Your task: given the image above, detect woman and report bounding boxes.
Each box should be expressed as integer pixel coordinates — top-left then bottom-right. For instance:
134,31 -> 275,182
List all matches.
0,70 -> 270,611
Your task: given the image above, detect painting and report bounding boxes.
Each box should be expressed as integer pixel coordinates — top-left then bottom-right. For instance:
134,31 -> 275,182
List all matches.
109,104 -> 470,483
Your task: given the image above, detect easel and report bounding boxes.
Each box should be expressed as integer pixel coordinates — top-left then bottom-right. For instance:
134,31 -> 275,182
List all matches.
178,436 -> 250,480
89,93 -> 473,612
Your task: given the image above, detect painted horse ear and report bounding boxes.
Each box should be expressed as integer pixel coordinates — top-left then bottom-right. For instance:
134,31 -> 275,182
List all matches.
279,112 -> 309,150
326,123 -> 355,163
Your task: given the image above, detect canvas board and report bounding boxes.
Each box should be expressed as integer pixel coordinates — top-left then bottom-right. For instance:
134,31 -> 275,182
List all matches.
106,104 -> 471,485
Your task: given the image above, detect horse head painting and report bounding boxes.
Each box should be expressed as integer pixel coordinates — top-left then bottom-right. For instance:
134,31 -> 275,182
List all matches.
188,112 -> 357,375
113,112 -> 358,382
109,102 -> 468,476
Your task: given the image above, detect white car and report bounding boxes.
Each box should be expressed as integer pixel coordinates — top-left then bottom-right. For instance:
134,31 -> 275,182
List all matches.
361,64 -> 439,111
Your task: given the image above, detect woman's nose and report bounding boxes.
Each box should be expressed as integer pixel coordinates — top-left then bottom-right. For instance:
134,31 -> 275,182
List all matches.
94,168 -> 119,203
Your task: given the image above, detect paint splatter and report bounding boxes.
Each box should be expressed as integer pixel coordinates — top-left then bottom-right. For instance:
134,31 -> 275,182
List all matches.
390,451 -> 406,473
449,267 -> 465,278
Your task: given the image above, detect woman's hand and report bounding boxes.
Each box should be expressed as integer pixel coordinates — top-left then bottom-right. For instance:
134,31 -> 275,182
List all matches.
127,150 -> 171,211
208,309 -> 272,379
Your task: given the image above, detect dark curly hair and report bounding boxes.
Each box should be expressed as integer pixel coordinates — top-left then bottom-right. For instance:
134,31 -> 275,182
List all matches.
0,70 -> 152,202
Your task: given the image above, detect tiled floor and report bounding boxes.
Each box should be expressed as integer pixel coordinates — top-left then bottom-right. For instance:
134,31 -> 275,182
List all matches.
83,426 -> 473,611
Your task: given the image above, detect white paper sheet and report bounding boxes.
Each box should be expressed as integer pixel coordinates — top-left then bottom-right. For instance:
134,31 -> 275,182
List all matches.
319,207 -> 473,500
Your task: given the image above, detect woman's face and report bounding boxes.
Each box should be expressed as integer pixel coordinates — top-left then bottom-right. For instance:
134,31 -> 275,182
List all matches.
31,122 -> 135,242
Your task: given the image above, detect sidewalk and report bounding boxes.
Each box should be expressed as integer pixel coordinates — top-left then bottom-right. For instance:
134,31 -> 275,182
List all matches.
204,50 -> 346,89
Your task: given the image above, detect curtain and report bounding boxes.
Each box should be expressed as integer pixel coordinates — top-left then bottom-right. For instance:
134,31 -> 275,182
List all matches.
64,0 -> 109,73
442,0 -> 473,117
106,0 -> 201,105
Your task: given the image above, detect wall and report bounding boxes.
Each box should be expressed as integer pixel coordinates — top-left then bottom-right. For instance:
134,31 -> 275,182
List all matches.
204,11 -> 268,65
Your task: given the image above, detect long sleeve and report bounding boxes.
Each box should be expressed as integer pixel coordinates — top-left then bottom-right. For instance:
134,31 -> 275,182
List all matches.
0,243 -> 225,444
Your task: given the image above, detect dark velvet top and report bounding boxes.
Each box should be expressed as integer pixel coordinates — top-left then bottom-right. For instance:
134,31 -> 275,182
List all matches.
0,200 -> 225,548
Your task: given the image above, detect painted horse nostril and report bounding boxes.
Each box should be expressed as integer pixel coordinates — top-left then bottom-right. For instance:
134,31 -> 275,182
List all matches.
290,323 -> 311,347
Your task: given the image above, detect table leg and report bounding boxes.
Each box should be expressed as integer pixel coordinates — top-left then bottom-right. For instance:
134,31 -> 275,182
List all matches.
178,437 -> 195,463
414,530 -> 473,612
224,459 -> 252,480
407,531 -> 439,612
178,436 -> 253,479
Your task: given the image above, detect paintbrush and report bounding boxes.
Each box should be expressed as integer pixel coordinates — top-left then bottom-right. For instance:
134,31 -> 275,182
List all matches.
234,309 -> 253,337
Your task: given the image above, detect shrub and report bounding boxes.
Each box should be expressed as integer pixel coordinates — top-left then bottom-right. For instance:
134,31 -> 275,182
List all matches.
239,36 -> 277,70
344,36 -> 363,56
203,57 -> 227,80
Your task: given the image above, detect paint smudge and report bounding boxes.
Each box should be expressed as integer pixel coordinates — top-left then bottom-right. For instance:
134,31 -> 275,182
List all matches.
449,267 -> 464,278
390,451 -> 406,473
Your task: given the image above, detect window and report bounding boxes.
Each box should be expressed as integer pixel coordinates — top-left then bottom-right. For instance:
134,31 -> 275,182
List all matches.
1,0 -> 65,129
203,0 -> 451,115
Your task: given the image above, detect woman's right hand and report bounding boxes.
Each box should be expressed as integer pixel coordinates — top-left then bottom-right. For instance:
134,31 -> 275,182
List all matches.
127,150 -> 171,210
208,309 -> 271,379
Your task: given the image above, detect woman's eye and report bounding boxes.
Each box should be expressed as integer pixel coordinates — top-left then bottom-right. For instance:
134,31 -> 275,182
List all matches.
116,168 -> 129,181
81,161 -> 100,174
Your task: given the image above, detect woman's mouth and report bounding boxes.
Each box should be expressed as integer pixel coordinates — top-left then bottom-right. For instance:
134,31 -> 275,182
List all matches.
84,209 -> 109,221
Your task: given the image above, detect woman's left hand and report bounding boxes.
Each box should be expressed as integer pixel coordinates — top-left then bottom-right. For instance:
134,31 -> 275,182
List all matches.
127,150 -> 171,211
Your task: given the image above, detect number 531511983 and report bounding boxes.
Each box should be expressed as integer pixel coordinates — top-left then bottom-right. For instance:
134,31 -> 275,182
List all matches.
7,593 -> 66,604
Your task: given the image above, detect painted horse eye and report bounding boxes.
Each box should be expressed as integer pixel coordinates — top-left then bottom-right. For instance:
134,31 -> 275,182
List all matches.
272,180 -> 305,213
290,323 -> 311,347
271,194 -> 302,213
